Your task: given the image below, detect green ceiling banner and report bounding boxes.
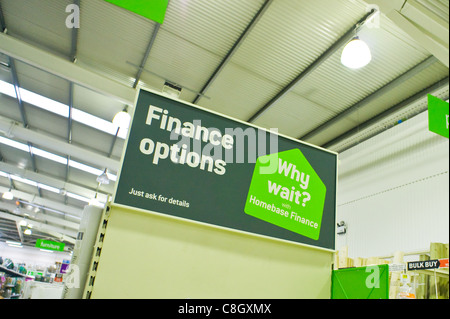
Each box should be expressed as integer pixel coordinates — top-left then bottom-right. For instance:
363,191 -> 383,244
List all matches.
36,239 -> 65,252
428,94 -> 449,139
104,0 -> 169,24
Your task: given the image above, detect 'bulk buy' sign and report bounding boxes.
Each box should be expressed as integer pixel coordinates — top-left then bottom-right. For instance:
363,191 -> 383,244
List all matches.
114,89 -> 337,250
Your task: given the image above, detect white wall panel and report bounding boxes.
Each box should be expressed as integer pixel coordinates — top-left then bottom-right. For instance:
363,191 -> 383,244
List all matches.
336,111 -> 449,258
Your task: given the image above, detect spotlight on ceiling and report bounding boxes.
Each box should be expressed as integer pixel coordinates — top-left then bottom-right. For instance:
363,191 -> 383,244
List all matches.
2,190 -> 14,200
96,169 -> 110,185
113,107 -> 131,130
341,37 -> 372,69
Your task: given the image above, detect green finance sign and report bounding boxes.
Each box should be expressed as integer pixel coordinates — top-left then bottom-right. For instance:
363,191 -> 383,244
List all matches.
428,94 -> 449,139
114,89 -> 337,250
245,149 -> 326,240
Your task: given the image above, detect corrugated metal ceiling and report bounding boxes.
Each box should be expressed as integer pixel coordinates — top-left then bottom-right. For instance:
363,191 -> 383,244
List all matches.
0,0 -> 448,249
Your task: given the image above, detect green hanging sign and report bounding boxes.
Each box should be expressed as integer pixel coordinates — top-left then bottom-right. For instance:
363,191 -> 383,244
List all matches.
428,94 -> 449,139
104,0 -> 169,24
35,239 -> 65,252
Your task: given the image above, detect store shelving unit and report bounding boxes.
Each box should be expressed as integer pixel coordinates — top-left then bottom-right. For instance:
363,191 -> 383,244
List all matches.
0,265 -> 28,278
0,264 -> 31,299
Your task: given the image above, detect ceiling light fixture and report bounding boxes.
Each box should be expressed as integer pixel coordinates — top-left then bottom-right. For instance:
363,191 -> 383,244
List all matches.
24,229 -> 32,235
341,37 -> 372,69
96,169 -> 110,185
2,189 -> 14,200
113,106 -> 131,130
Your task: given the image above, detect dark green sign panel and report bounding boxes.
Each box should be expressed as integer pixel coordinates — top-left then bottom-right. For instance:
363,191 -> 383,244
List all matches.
114,89 -> 337,250
428,94 -> 449,139
104,0 -> 169,24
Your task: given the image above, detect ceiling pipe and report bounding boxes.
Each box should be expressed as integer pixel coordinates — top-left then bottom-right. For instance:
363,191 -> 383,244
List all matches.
0,116 -> 120,173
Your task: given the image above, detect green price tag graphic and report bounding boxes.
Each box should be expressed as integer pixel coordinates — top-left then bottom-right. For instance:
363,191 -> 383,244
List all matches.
245,149 -> 327,240
428,94 -> 449,139
104,0 -> 169,24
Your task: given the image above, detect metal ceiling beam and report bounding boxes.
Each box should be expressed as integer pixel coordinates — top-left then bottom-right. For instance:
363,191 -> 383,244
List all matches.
193,0 -> 273,105
15,220 -> 24,244
0,211 -> 76,244
0,2 -> 6,33
133,23 -> 161,89
70,0 -> 80,62
1,5 -> 43,198
0,32 -> 136,105
9,60 -> 28,126
65,82 -> 74,187
247,9 -> 379,123
322,76 -> 449,151
8,54 -> 44,198
299,55 -> 438,142
65,0 -> 81,194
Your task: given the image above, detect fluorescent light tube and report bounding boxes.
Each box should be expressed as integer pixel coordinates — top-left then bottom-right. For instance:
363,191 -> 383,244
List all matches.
0,136 -> 30,152
19,89 -> 69,117
0,81 -> 16,98
72,108 -> 119,136
66,192 -> 90,203
37,183 -> 61,193
6,241 -> 21,245
0,80 -> 129,139
31,147 -> 68,165
0,137 -> 116,180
